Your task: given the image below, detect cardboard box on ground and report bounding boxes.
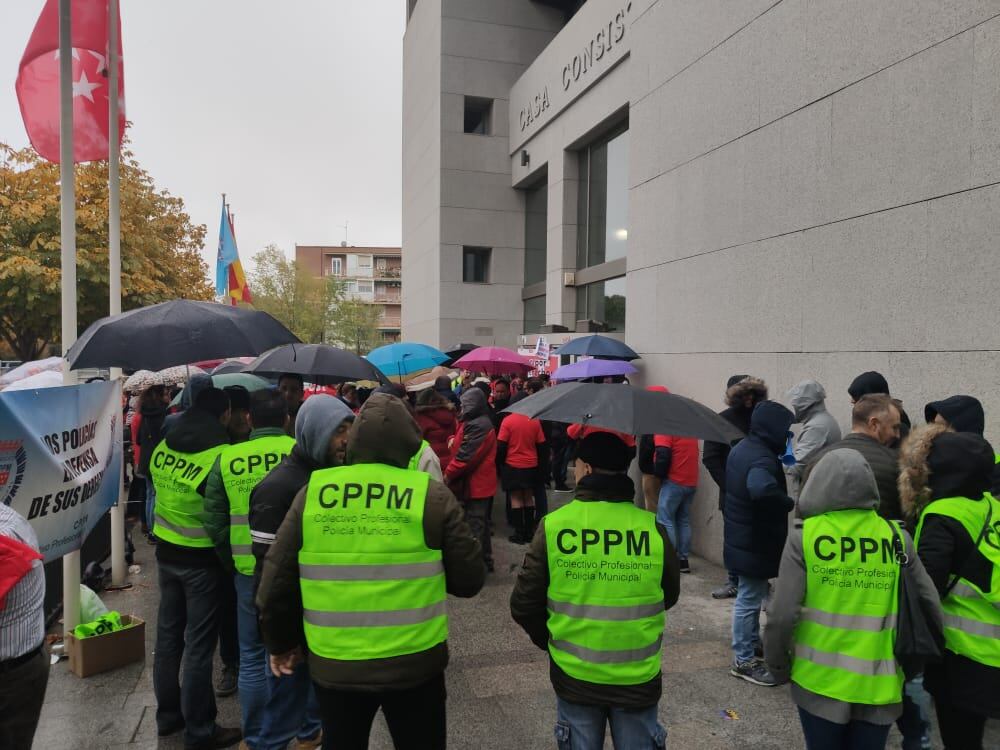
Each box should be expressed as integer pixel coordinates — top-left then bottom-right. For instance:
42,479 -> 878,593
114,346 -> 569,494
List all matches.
65,615 -> 145,678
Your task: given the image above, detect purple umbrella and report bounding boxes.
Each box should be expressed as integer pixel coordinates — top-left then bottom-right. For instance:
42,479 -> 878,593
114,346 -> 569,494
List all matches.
552,358 -> 637,381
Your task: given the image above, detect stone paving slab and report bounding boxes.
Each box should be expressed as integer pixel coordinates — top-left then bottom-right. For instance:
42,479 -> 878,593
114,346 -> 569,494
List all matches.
34,492 -> 1000,749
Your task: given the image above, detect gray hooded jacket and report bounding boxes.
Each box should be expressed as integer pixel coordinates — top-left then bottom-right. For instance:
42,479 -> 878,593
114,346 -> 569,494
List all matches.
763,449 -> 941,725
785,380 -> 842,494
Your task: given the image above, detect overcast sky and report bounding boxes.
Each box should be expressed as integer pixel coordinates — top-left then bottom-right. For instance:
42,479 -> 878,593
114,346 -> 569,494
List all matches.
1,1 -> 405,278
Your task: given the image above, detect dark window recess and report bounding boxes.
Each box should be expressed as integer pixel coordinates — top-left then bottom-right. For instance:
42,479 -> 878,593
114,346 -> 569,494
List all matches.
464,97 -> 493,135
463,247 -> 491,283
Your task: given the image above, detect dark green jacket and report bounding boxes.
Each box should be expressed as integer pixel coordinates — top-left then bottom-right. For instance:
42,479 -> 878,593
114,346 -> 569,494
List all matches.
204,427 -> 289,571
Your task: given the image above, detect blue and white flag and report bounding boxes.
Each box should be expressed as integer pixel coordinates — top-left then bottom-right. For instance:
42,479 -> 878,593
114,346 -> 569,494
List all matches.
0,380 -> 123,562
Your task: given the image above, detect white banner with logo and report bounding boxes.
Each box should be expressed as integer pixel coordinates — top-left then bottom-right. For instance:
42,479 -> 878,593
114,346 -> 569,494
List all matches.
0,380 -> 123,561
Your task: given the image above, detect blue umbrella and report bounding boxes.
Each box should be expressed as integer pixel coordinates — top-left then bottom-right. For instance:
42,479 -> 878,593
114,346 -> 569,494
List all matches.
552,358 -> 637,381
555,335 -> 640,361
366,342 -> 450,382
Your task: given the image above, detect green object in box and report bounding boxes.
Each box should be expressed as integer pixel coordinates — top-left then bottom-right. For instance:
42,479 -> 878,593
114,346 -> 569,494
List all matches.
72,610 -> 125,639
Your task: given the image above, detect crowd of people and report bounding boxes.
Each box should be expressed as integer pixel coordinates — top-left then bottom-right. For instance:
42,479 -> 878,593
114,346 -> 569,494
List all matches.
1,365 -> 998,750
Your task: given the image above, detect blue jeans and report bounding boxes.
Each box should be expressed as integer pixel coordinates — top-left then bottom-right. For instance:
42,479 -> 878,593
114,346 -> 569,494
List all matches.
259,659 -> 322,749
555,698 -> 666,750
145,478 -> 156,533
897,676 -> 932,750
731,575 -> 769,664
798,707 -> 891,750
656,481 -> 695,559
154,560 -> 220,747
234,573 -> 268,748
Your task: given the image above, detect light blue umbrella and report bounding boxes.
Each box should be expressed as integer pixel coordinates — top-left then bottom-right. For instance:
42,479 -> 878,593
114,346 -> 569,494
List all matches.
366,343 -> 449,382
551,358 -> 637,382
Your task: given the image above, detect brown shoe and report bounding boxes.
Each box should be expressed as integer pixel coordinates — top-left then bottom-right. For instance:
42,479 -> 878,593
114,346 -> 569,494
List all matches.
293,731 -> 323,750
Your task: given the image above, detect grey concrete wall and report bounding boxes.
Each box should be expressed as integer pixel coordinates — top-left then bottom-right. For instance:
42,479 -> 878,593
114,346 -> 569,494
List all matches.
402,0 -> 443,345
627,1 -> 1000,565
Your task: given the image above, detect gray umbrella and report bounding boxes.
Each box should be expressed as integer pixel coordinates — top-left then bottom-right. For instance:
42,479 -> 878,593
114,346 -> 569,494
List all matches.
502,382 -> 745,443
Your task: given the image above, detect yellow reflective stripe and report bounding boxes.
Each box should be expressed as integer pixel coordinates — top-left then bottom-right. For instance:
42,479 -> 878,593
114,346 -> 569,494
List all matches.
154,514 -> 208,538
231,544 -> 253,555
547,598 -> 664,621
944,613 -> 1000,639
794,643 -> 897,677
801,607 -> 898,633
304,601 -> 446,628
550,636 -> 663,664
231,514 -> 249,524
300,561 -> 443,581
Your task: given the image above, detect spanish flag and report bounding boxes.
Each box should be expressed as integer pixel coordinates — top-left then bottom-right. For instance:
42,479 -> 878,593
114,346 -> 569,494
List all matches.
215,198 -> 252,306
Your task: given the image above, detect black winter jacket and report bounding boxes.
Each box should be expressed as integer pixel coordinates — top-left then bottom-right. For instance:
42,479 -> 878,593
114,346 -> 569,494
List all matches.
248,444 -> 318,586
723,401 -> 794,580
702,405 -> 752,510
803,433 -> 901,521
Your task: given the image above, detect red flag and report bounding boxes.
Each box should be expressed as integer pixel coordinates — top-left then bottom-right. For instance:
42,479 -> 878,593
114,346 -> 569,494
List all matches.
15,0 -> 125,164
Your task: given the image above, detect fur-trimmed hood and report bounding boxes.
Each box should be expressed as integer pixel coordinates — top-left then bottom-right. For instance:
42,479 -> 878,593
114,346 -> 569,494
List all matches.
898,423 -> 995,521
725,377 -> 768,408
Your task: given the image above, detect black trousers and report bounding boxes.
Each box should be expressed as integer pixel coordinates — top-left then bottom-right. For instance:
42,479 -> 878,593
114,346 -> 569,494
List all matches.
0,648 -> 49,749
314,672 -> 446,750
935,697 -> 988,750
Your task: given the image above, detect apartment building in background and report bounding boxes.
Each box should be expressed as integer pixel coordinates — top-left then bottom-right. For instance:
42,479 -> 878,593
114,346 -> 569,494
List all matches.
295,243 -> 403,344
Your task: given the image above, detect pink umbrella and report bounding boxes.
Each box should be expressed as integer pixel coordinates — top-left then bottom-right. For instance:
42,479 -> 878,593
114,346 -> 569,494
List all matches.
453,346 -> 533,376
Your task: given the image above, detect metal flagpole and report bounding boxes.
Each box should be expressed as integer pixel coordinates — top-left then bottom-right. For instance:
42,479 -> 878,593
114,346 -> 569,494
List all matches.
107,0 -> 127,587
59,0 -> 81,634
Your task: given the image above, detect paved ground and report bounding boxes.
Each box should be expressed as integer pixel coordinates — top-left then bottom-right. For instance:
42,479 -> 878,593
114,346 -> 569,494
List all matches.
35,489 -> 999,749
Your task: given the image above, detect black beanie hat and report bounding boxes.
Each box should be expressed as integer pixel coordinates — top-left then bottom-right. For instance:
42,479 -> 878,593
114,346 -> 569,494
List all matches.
848,371 -> 890,401
576,431 -> 630,472
924,395 -> 985,436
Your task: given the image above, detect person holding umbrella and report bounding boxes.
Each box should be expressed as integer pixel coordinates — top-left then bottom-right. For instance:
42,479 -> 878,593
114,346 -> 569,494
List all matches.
148,387 -> 242,749
277,374 -> 305,429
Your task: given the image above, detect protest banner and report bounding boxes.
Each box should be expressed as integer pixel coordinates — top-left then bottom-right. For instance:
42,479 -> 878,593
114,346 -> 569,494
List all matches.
0,380 -> 123,562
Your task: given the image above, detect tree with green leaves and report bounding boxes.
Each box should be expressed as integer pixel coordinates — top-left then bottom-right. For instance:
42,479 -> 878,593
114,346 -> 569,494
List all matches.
328,297 -> 383,355
0,143 -> 213,361
248,244 -> 343,344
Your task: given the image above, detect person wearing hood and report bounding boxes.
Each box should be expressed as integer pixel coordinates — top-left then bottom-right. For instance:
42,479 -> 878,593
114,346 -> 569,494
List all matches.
510,433 -> 680,749
160,372 -> 214,441
924,394 -> 1000,496
245,394 -> 354,750
148,387 -> 242,750
848,371 -> 911,446
764,450 -> 941,749
203,391 -> 296,750
256,394 -> 484,750
703,375 -> 768,599
444,387 -> 498,572
724,400 -> 796,686
900,425 -> 1000,749
433,374 -> 461,409
785,380 -> 841,497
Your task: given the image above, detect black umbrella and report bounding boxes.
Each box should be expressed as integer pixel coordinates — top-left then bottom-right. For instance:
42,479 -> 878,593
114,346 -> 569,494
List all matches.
243,343 -> 389,386
555,335 -> 640,361
502,382 -> 744,443
445,343 -> 479,363
67,300 -> 300,371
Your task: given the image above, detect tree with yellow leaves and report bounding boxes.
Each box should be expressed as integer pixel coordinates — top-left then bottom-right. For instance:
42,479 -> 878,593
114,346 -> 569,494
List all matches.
0,142 -> 213,361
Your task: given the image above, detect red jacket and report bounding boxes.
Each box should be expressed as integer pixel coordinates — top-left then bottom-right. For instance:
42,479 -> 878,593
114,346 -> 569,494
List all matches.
653,434 -> 700,487
445,421 -> 498,500
415,405 -> 457,467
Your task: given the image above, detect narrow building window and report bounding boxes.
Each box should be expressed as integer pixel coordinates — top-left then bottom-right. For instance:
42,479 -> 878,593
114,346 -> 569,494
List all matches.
462,247 -> 491,283
464,97 -> 493,135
